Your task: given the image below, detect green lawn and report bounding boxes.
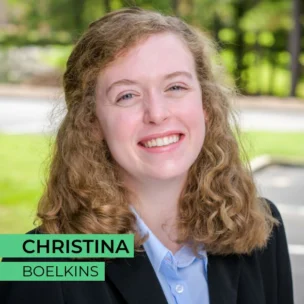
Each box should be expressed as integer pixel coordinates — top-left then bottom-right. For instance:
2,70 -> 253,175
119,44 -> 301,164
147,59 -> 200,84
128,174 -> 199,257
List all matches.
0,134 -> 50,233
241,131 -> 304,161
0,132 -> 304,234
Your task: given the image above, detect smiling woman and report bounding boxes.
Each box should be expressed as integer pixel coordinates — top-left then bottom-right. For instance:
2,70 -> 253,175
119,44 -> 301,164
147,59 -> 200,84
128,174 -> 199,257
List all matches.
95,33 -> 205,186
0,7 -> 293,304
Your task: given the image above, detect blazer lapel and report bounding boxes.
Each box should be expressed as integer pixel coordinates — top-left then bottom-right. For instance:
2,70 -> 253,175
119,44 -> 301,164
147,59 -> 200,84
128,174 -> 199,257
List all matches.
106,249 -> 242,304
106,250 -> 168,304
207,254 -> 242,304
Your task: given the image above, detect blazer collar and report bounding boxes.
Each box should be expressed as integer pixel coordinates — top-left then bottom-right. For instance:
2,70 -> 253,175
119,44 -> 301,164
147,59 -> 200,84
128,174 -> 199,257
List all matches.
106,249 -> 168,304
106,249 -> 242,304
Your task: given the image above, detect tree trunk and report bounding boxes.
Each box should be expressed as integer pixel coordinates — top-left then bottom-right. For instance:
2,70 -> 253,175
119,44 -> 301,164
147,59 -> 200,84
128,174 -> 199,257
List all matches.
289,0 -> 301,96
172,0 -> 179,16
73,0 -> 86,33
213,13 -> 221,44
0,0 -> 8,25
268,52 -> 276,95
234,1 -> 246,92
104,0 -> 111,13
255,31 -> 262,95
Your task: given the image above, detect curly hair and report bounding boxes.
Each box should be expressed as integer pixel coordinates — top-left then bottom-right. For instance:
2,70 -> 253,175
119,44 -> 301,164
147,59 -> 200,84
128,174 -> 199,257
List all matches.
37,7 -> 277,255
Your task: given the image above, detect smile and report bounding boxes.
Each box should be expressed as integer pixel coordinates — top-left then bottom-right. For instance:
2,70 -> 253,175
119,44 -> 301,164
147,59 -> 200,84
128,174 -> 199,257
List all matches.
138,134 -> 185,154
141,134 -> 181,148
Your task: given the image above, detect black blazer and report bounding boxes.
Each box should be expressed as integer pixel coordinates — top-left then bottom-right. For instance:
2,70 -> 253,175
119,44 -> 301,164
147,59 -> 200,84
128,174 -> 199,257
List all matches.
0,200 -> 294,304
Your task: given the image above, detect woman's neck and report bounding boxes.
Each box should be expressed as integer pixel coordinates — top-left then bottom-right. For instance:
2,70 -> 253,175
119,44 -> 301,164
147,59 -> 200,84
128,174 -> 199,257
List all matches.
125,174 -> 187,254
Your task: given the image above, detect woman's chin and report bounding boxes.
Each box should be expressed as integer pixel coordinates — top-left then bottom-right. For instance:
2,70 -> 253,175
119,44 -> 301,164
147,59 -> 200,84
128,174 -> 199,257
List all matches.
143,168 -> 189,182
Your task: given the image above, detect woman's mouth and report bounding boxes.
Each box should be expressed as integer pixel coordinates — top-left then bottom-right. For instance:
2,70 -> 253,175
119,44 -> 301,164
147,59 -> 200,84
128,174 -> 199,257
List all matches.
138,133 -> 185,153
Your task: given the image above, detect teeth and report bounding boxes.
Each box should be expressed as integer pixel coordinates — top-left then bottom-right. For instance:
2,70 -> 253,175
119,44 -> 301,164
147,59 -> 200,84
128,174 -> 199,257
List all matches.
142,134 -> 181,148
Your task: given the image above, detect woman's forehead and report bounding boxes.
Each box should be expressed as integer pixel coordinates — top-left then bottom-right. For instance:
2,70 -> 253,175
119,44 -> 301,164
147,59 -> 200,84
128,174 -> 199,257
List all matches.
98,33 -> 196,85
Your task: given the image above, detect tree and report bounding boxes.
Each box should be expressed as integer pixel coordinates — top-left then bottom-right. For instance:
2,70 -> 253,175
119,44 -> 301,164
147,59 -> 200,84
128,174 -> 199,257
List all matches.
171,0 -> 179,15
289,0 -> 302,96
103,0 -> 111,12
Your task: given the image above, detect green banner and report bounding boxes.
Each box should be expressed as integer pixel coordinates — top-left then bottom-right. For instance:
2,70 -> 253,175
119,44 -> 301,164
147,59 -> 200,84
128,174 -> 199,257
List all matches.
0,262 -> 105,281
0,234 -> 134,258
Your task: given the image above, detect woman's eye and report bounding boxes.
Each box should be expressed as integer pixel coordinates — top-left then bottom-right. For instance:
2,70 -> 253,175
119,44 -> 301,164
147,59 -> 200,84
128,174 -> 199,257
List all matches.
168,85 -> 186,91
117,93 -> 134,102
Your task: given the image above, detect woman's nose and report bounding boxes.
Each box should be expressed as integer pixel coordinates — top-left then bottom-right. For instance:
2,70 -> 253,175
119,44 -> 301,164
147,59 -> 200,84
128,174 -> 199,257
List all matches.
143,92 -> 170,125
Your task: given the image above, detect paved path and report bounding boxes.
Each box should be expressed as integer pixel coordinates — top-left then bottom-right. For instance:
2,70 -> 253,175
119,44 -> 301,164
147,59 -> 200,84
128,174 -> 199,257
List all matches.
237,107 -> 304,132
0,96 -> 64,134
254,165 -> 304,304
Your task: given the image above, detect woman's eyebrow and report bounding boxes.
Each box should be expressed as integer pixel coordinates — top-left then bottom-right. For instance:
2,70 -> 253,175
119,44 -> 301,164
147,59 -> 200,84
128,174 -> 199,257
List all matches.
106,79 -> 139,96
106,71 -> 193,95
164,71 -> 193,80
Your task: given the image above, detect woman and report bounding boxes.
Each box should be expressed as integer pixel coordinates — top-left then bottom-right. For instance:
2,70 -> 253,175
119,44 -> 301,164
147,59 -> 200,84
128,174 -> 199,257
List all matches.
0,7 -> 293,304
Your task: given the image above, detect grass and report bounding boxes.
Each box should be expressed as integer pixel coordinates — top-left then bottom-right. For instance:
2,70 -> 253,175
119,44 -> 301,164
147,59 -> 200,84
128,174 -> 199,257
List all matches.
241,131 -> 304,161
0,131 -> 304,234
0,134 -> 50,233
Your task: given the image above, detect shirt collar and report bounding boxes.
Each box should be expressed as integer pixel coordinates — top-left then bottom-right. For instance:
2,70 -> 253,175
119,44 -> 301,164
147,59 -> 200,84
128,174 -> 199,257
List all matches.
130,205 -> 168,272
130,205 -> 207,271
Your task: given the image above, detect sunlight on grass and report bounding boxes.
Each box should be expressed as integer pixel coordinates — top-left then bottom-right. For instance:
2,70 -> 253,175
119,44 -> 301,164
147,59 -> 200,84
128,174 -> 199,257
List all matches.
241,131 -> 304,160
0,204 -> 37,234
0,134 -> 50,233
0,134 -> 50,207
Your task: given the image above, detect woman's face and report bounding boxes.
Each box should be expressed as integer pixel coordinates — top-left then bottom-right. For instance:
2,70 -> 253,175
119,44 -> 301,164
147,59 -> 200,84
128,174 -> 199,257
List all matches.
95,32 -> 206,183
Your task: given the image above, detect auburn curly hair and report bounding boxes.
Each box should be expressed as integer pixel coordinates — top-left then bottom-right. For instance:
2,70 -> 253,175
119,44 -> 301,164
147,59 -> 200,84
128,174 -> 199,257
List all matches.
37,7 -> 277,255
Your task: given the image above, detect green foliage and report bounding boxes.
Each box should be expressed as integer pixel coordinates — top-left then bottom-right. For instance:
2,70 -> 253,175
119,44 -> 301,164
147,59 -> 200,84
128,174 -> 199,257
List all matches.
240,1 -> 292,32
257,32 -> 275,47
218,28 -> 236,43
0,31 -> 73,46
2,0 -> 303,97
192,0 -> 235,29
39,45 -> 73,71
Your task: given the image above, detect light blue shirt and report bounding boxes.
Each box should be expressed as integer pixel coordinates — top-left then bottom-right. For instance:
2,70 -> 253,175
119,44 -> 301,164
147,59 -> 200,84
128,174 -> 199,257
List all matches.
132,207 -> 210,304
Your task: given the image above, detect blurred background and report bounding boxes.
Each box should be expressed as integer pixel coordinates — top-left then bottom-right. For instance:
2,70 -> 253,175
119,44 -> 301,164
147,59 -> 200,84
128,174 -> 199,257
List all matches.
0,0 -> 303,302
0,0 -> 303,95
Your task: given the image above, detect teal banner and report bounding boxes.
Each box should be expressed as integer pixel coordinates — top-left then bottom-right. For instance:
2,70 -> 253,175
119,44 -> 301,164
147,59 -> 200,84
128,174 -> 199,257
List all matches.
0,234 -> 134,258
0,262 -> 105,281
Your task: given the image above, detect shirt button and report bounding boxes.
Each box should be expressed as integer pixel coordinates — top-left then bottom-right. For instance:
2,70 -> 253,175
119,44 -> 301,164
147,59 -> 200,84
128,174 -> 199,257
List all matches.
175,284 -> 184,294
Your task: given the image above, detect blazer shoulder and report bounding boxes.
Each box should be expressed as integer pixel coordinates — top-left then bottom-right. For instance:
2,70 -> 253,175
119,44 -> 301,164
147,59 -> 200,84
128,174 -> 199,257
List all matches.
261,197 -> 288,249
26,226 -> 43,235
257,197 -> 294,303
263,197 -> 282,223
257,197 -> 287,256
